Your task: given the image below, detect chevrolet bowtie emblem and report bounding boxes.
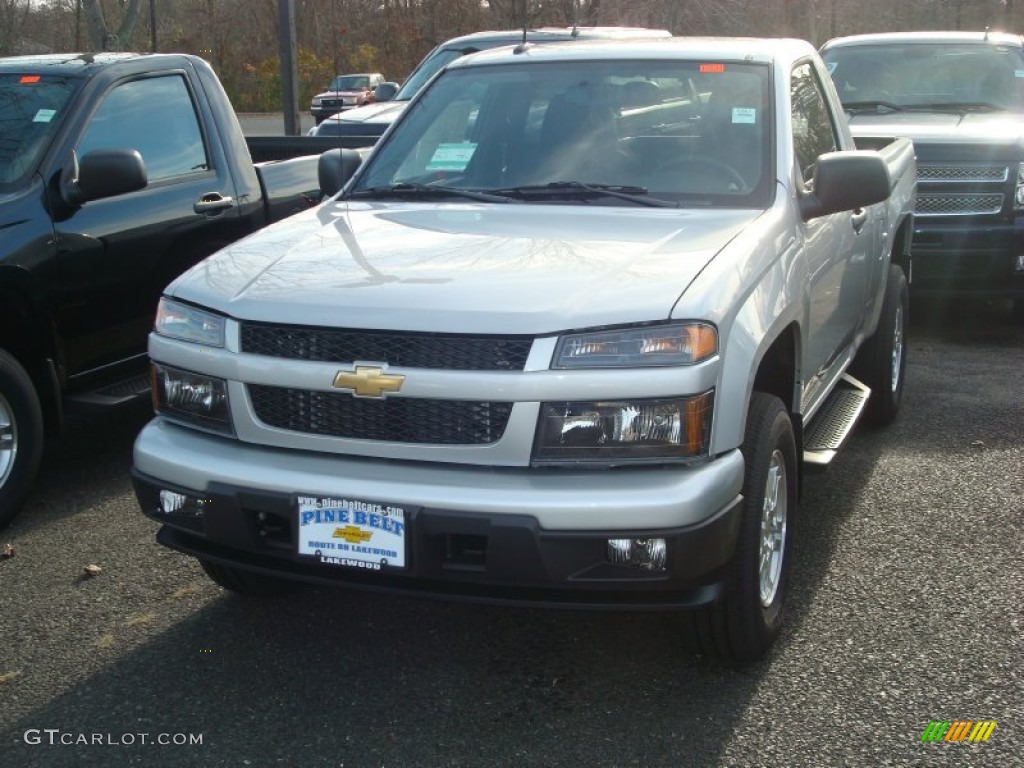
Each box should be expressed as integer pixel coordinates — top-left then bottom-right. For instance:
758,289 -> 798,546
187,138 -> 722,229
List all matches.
332,365 -> 405,398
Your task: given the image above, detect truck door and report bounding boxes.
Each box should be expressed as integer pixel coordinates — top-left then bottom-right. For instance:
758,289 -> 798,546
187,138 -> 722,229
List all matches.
792,61 -> 873,402
50,71 -> 249,381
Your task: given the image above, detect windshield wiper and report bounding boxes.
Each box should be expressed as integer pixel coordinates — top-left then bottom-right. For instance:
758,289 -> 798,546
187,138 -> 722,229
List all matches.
842,100 -> 904,114
346,183 -> 517,203
907,101 -> 1004,114
491,181 -> 678,208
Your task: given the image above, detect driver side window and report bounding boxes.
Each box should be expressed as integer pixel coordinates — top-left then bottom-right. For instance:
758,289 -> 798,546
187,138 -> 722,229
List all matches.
791,63 -> 838,186
77,74 -> 208,183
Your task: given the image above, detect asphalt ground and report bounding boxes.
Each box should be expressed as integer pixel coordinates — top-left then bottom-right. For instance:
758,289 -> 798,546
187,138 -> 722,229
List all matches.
0,297 -> 1021,768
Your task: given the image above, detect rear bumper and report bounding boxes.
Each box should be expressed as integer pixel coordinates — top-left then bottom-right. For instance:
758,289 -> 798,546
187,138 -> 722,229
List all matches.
132,420 -> 744,609
910,219 -> 1024,297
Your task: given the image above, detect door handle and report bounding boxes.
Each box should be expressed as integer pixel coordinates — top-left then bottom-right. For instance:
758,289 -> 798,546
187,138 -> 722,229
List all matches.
851,207 -> 868,233
194,193 -> 235,215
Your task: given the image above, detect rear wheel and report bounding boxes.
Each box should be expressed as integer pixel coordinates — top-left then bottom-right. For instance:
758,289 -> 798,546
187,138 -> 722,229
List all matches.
685,392 -> 797,664
0,349 -> 44,529
852,264 -> 909,426
199,559 -> 300,596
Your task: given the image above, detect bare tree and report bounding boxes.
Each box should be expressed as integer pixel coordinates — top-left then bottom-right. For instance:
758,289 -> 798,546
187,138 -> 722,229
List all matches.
82,0 -> 144,50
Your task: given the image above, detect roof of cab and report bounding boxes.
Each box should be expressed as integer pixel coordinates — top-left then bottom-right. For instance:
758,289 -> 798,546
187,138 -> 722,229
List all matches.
435,26 -> 672,49
0,52 -> 194,77
446,36 -> 816,70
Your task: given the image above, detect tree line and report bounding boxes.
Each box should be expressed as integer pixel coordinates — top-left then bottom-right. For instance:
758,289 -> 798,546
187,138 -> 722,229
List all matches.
3,0 -> 1021,112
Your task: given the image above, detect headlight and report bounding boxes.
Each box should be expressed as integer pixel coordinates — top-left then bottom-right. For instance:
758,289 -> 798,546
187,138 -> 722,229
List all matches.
1016,162 -> 1024,210
151,364 -> 233,436
312,97 -> 322,107
554,323 -> 717,368
533,392 -> 713,464
155,298 -> 225,347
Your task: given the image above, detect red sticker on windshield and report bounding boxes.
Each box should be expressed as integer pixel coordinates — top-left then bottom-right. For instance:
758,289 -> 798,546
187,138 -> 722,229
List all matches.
20,75 -> 41,84
699,64 -> 725,73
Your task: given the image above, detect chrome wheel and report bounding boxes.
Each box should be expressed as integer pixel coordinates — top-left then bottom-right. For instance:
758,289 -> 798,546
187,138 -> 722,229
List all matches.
890,303 -> 904,394
759,448 -> 787,607
0,392 -> 16,487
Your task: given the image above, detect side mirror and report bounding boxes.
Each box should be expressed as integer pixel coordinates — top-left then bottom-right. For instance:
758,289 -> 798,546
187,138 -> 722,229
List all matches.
60,149 -> 147,208
318,148 -> 363,197
374,82 -> 400,102
800,151 -> 890,221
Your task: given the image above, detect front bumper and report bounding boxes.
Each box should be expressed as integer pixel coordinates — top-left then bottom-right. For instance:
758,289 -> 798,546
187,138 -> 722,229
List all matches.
911,219 -> 1024,297
132,419 -> 744,609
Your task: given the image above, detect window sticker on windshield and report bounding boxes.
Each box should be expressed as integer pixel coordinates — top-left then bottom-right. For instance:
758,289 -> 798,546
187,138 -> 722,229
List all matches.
1016,70 -> 1024,78
33,108 -> 56,123
826,62 -> 838,74
426,142 -> 477,172
732,107 -> 756,124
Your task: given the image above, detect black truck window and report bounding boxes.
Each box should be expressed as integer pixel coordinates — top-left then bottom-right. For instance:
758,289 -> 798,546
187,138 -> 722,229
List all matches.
77,74 -> 208,181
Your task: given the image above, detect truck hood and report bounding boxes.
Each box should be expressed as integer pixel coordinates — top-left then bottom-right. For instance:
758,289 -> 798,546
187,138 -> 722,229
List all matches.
846,111 -> 1024,146
168,202 -> 761,335
315,88 -> 371,100
330,100 -> 408,125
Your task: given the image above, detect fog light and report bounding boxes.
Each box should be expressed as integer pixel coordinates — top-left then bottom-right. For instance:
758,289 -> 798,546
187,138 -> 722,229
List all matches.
1015,254 -> 1024,272
156,489 -> 206,532
159,490 -> 188,514
607,537 -> 667,571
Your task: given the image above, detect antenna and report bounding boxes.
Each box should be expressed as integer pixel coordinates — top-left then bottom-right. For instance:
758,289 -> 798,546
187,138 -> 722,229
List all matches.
522,0 -> 528,46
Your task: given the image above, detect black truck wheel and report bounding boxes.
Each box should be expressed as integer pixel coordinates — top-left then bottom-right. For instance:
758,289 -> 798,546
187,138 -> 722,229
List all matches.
0,349 -> 44,529
686,392 -> 797,664
851,264 -> 909,426
199,558 -> 299,596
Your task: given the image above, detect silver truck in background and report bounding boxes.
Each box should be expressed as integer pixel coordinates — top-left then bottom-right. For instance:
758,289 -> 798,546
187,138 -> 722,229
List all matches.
133,37 -> 915,663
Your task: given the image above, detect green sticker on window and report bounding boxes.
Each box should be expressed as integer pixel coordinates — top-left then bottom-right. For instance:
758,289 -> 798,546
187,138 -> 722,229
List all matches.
426,142 -> 477,172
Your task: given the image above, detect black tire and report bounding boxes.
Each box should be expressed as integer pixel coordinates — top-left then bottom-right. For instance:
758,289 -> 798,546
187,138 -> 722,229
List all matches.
0,349 -> 44,529
685,393 -> 798,664
199,559 -> 300,596
851,264 -> 909,427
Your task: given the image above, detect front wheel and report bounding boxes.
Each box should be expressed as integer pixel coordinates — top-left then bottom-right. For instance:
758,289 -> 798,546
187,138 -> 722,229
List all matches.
0,349 -> 44,529
685,392 -> 798,664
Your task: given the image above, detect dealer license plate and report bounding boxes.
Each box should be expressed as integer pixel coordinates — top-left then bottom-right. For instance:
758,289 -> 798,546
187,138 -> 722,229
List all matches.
296,495 -> 406,570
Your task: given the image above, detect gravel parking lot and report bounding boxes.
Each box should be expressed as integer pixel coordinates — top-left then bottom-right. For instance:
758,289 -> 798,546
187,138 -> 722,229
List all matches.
0,297 -> 1021,768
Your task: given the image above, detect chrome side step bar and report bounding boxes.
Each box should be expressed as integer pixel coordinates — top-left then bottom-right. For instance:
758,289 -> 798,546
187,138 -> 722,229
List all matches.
802,373 -> 871,466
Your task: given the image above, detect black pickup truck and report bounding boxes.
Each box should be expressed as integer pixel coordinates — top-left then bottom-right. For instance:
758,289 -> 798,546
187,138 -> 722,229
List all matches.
821,31 -> 1024,322
0,52 -> 330,527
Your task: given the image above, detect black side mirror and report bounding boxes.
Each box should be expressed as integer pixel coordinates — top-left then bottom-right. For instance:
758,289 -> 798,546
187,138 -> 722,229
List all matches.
800,151 -> 890,220
60,149 -> 147,208
318,148 -> 363,197
374,82 -> 400,102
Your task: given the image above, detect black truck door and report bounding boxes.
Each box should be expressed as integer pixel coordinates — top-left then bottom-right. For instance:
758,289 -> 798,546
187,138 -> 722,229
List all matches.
51,71 -> 252,382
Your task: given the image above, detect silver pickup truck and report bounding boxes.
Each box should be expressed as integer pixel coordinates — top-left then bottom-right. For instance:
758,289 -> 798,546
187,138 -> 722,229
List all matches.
132,38 -> 915,663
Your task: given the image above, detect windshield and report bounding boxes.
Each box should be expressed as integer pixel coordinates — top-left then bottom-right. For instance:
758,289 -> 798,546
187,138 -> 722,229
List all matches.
822,43 -> 1024,111
0,73 -> 78,187
353,59 -> 772,208
394,46 -> 484,101
329,75 -> 370,91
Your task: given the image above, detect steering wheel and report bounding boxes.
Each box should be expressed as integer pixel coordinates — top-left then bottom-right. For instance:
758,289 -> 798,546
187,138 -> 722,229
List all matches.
654,155 -> 749,193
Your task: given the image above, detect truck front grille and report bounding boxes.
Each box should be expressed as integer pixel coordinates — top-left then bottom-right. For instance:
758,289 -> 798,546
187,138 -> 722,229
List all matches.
248,385 -> 513,444
914,193 -> 1004,217
240,323 -> 533,371
917,164 -> 1008,183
